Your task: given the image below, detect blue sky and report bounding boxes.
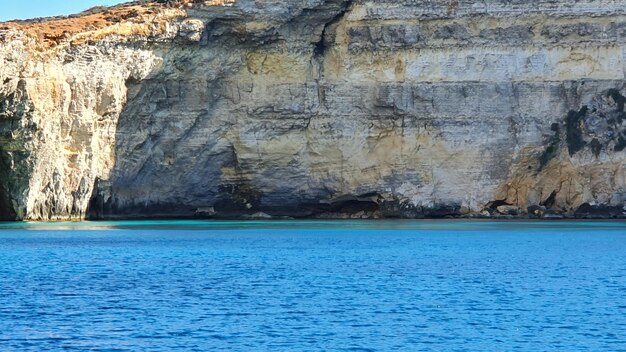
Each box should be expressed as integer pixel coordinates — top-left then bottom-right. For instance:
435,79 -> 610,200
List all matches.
0,0 -> 127,21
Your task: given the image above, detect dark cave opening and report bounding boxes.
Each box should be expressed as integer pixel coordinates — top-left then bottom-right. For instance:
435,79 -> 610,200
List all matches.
487,199 -> 511,210
329,199 -> 380,213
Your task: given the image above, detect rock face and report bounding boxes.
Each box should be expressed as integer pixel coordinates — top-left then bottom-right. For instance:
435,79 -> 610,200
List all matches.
1,0 -> 626,220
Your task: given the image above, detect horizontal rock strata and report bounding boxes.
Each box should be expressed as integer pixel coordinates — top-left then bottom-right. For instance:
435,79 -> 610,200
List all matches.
1,0 -> 625,220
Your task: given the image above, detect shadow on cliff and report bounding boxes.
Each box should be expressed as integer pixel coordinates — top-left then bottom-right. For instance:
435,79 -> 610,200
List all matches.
85,0 -> 369,220
0,153 -> 13,220
85,11 -> 276,219
0,187 -> 16,221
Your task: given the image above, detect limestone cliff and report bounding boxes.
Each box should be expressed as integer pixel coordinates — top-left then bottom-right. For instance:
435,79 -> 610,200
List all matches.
1,0 -> 626,221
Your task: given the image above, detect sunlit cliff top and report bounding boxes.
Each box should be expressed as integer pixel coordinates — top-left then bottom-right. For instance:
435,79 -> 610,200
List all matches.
0,0 -> 235,47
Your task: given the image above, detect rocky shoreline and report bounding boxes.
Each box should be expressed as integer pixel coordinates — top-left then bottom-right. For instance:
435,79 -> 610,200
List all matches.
85,202 -> 626,221
4,197 -> 626,221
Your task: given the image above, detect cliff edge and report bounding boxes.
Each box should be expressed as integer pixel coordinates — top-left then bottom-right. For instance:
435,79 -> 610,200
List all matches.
1,0 -> 626,220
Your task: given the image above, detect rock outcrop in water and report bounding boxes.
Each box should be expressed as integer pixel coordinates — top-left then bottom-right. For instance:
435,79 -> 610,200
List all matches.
1,0 -> 626,220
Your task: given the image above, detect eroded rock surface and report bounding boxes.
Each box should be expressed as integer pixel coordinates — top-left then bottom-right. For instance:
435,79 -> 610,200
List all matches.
1,0 -> 626,220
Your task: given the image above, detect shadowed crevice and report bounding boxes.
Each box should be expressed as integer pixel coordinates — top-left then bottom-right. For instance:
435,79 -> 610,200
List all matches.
313,0 -> 355,58
0,153 -> 16,221
0,187 -> 16,221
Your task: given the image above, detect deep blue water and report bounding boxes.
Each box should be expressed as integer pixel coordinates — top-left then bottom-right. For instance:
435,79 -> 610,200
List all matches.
1,220 -> 626,351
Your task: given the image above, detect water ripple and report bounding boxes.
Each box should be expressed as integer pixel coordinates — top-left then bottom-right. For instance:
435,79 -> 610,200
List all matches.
0,220 -> 625,350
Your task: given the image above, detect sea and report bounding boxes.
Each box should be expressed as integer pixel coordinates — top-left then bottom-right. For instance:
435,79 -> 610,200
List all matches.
0,220 -> 625,351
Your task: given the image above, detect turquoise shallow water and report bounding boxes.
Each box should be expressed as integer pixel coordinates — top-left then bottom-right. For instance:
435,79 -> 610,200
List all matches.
0,220 -> 625,351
